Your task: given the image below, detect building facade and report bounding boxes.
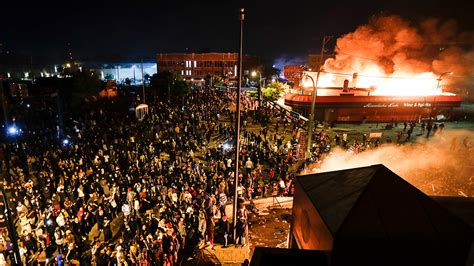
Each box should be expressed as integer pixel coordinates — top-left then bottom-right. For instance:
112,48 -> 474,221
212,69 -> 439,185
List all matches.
156,53 -> 259,81
283,65 -> 304,88
94,63 -> 157,85
284,89 -> 461,122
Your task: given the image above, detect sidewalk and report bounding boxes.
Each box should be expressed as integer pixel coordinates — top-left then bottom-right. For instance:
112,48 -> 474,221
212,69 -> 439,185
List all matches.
206,245 -> 250,265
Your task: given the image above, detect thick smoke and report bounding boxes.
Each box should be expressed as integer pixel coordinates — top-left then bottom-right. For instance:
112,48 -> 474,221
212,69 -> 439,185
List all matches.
315,130 -> 474,197
323,15 -> 474,95
274,55 -> 306,73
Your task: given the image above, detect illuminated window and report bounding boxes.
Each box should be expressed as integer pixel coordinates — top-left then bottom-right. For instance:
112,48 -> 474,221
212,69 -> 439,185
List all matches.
194,61 -> 197,68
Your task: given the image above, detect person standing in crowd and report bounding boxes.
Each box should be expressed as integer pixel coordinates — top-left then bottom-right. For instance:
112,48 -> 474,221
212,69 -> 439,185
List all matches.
235,199 -> 248,247
221,215 -> 230,248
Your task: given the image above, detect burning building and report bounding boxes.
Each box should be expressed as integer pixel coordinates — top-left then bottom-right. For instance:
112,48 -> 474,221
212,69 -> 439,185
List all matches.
284,15 -> 472,122
284,77 -> 461,122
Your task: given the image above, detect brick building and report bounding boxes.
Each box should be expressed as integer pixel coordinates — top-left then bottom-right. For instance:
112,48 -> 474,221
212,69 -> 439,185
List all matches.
156,53 -> 258,81
283,65 -> 304,88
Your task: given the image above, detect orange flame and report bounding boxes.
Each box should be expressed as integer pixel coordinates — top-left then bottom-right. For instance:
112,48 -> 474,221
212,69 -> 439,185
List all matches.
316,71 -> 444,96
299,15 -> 474,97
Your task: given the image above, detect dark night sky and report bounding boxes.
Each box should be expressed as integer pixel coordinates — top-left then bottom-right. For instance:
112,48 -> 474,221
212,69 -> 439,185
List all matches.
2,0 -> 474,65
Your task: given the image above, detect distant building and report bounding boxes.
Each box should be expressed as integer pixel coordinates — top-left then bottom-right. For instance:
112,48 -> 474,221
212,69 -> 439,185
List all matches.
283,65 -> 304,88
95,63 -> 157,85
156,53 -> 259,82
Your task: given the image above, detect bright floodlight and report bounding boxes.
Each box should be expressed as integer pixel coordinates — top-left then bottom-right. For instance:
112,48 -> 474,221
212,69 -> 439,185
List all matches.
7,126 -> 18,136
251,71 -> 257,77
62,139 -> 70,145
223,143 -> 230,151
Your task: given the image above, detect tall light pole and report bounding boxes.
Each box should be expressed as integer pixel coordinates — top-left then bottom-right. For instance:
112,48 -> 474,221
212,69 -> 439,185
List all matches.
233,7 -> 244,243
305,35 -> 331,161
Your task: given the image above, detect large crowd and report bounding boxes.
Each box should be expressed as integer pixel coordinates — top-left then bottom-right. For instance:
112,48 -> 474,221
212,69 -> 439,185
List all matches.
0,88 -> 304,265
1,85 -> 461,265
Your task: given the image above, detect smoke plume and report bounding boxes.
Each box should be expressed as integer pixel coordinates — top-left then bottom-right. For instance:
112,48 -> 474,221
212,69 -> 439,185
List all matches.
274,55 -> 306,72
316,130 -> 474,197
323,15 -> 474,95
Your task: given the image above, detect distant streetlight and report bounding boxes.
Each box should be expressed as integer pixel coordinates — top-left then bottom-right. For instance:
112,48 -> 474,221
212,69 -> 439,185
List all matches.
251,70 -> 264,104
7,125 -> 19,136
65,63 -> 71,68
436,71 -> 453,91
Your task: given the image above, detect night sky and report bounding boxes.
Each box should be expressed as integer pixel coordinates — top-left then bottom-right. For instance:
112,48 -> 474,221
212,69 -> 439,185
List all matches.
2,0 -> 474,66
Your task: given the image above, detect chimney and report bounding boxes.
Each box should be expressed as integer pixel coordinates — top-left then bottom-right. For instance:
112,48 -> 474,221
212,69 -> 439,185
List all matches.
352,72 -> 358,90
343,79 -> 349,92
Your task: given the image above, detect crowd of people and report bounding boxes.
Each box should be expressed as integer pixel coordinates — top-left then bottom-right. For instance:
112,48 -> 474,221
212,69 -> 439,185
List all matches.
1,84 -> 458,265
0,88 -> 304,265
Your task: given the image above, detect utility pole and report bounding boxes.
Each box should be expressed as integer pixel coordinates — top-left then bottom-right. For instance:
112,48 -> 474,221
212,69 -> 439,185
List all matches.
141,59 -> 146,104
233,7 -> 244,242
306,35 -> 331,160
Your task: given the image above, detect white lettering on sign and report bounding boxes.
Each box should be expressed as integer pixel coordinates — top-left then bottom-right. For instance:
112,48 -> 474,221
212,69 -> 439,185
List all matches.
363,103 -> 399,108
403,102 -> 432,107
363,102 -> 432,108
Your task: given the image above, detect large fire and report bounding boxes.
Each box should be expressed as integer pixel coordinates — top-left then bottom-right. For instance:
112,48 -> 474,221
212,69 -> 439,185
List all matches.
310,71 -> 445,96
303,15 -> 474,97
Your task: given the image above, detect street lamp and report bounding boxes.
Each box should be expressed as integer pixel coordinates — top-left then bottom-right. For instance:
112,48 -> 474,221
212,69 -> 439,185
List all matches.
303,73 -> 317,160
251,70 -> 264,105
304,35 -> 331,161
436,71 -> 453,91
